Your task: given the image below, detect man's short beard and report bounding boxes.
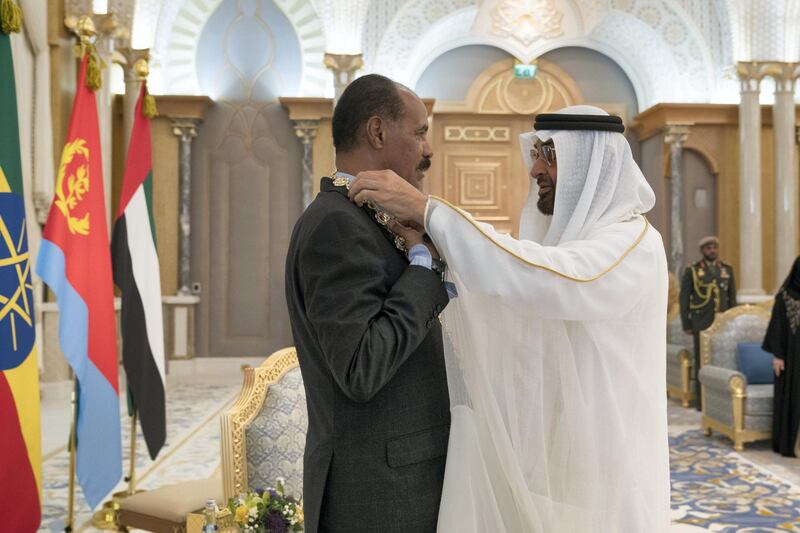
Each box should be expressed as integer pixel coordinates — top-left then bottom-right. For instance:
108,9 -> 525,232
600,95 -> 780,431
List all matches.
537,194 -> 555,215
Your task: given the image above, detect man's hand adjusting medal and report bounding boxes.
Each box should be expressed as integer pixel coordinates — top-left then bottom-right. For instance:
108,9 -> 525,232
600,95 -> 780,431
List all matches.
349,169 -> 428,227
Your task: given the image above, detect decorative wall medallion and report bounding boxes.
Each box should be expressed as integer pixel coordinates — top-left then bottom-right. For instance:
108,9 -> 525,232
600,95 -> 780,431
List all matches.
491,0 -> 563,46
637,6 -> 661,29
664,21 -> 687,44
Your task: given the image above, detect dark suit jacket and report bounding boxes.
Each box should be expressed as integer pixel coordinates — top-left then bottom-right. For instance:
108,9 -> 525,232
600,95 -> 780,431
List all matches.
285,178 -> 451,533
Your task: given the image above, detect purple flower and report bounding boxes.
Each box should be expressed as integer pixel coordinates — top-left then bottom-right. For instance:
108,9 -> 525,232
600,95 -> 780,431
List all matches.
268,489 -> 279,499
264,510 -> 288,533
255,487 -> 265,497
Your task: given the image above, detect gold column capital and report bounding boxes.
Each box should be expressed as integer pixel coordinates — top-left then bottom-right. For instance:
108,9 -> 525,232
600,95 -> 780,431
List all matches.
735,61 -> 769,92
170,118 -> 200,139
291,119 -> 320,143
764,61 -> 800,93
324,53 -> 364,100
663,124 -> 690,146
117,48 -> 151,80
65,11 -> 121,41
323,53 -> 364,76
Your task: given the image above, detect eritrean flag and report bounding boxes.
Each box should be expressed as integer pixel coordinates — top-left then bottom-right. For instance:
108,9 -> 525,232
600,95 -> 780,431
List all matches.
111,83 -> 166,460
36,54 -> 121,508
0,18 -> 42,532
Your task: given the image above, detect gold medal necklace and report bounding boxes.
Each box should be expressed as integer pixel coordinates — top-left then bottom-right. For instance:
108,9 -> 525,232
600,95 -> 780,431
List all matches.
329,170 -> 407,253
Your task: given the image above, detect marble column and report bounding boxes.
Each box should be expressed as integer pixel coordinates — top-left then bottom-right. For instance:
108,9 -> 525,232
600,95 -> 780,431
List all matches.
171,119 -> 199,296
323,53 -> 364,103
292,120 -> 320,209
120,48 -> 150,154
664,125 -> 690,276
772,63 -> 800,289
736,62 -> 765,296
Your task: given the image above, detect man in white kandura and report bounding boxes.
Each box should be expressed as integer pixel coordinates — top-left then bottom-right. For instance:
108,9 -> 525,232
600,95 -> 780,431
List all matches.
348,105 -> 670,532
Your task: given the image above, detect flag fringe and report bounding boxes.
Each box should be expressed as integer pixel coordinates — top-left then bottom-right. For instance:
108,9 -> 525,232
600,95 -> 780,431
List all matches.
142,83 -> 157,118
85,44 -> 102,91
1,0 -> 22,34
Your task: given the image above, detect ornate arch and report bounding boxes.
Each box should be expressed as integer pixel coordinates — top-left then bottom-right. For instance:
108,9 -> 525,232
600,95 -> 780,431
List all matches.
147,0 -> 326,95
437,58 -> 584,115
373,0 -> 722,111
684,145 -> 720,176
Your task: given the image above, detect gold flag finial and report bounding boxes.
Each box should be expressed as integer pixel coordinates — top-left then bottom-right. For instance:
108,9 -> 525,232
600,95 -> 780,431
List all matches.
76,15 -> 97,43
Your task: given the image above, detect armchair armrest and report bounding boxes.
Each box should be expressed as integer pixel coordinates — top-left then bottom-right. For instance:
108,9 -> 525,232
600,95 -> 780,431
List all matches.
666,344 -> 691,365
698,365 -> 747,392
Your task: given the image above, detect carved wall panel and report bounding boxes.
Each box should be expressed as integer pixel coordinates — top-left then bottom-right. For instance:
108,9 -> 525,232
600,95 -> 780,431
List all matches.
430,58 -> 583,236
444,153 -> 512,232
444,126 -> 511,142
191,0 -> 302,357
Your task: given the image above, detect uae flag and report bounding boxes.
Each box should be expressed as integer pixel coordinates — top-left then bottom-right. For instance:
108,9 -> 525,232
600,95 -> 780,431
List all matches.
111,83 -> 166,460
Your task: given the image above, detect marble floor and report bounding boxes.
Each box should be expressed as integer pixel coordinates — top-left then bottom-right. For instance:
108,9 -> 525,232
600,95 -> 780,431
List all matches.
38,358 -> 261,533
36,368 -> 800,533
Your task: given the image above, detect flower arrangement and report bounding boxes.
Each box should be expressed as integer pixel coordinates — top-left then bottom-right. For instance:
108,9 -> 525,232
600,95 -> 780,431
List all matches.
228,478 -> 304,533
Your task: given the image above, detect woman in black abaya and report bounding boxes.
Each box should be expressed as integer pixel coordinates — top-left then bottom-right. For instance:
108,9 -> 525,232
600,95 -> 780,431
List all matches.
764,256 -> 800,457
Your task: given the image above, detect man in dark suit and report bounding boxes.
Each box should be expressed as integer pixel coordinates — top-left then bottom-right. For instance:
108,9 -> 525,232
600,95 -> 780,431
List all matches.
285,74 -> 451,533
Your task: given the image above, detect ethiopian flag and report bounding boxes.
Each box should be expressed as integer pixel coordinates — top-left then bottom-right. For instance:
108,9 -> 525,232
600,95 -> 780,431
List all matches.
0,15 -> 43,533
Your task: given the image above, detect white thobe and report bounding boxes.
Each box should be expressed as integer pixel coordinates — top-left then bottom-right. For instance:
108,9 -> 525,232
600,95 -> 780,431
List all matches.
425,197 -> 670,533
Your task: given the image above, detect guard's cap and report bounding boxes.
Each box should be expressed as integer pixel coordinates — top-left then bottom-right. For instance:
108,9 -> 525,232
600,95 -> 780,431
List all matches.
699,236 -> 719,248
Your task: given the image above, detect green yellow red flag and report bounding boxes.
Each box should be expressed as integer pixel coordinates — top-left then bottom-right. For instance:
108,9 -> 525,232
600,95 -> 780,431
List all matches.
0,4 -> 43,531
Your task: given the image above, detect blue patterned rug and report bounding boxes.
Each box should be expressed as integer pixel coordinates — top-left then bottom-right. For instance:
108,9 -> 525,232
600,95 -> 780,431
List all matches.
670,430 -> 800,532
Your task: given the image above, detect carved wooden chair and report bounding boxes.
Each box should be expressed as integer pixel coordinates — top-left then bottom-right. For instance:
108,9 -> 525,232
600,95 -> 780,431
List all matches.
220,347 -> 307,500
118,347 -> 306,532
666,307 -> 694,407
698,304 -> 772,450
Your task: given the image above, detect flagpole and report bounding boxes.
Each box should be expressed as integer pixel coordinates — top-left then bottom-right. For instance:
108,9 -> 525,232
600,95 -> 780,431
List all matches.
126,409 -> 137,494
65,378 -> 78,533
92,401 -> 143,529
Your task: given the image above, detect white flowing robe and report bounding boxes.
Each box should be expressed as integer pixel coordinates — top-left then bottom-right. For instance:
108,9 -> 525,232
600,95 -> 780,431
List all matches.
425,198 -> 670,533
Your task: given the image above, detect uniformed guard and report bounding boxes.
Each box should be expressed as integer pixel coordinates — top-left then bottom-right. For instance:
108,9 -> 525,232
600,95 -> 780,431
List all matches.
680,235 -> 737,410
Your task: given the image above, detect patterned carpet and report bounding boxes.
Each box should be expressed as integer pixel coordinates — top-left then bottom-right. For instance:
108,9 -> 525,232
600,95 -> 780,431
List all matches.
38,381 -> 240,533
37,381 -> 800,532
670,430 -> 800,532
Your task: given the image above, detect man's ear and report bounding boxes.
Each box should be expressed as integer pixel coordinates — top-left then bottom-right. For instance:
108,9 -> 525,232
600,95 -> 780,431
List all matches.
365,116 -> 385,149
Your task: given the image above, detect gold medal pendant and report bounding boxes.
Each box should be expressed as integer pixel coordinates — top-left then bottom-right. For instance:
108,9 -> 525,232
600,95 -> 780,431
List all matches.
329,171 -> 407,253
331,175 -> 349,188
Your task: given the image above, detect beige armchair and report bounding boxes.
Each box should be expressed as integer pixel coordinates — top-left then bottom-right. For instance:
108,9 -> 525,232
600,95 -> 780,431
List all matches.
666,308 -> 694,407
698,304 -> 772,450
118,347 -> 307,532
